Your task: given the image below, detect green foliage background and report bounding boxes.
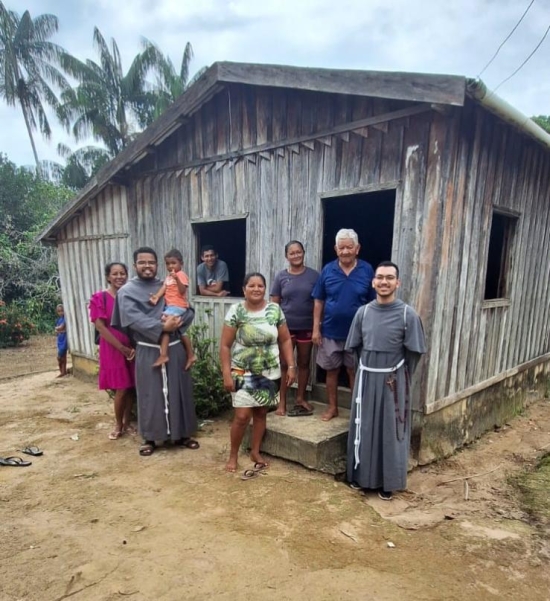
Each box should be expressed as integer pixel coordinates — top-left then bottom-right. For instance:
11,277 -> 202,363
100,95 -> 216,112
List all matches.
0,154 -> 72,332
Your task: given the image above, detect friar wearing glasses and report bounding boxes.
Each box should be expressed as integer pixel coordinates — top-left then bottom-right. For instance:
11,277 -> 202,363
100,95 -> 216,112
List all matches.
344,261 -> 426,500
111,247 -> 199,457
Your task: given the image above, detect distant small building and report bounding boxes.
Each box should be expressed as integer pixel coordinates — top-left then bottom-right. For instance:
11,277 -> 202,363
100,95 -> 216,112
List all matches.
39,62 -> 550,463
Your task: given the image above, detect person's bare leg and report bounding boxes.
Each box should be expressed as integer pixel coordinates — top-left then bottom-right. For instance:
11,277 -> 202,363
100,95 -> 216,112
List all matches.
226,408 -> 252,472
322,368 -> 340,421
296,342 -> 313,411
152,333 -> 170,367
250,407 -> 269,466
122,390 -> 136,434
109,389 -> 126,439
275,365 -> 288,415
182,335 -> 197,370
57,355 -> 68,377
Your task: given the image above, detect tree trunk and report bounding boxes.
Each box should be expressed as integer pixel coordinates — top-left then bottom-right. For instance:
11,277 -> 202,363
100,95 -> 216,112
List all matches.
19,101 -> 41,173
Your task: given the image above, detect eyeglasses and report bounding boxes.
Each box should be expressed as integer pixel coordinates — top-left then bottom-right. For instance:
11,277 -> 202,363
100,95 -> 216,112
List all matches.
136,260 -> 157,266
374,275 -> 397,281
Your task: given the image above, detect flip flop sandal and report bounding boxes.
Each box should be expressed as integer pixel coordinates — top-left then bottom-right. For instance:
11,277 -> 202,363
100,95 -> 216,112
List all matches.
287,405 -> 314,417
0,456 -> 32,467
20,446 -> 43,457
174,438 -> 200,449
139,442 -> 156,456
241,469 -> 260,481
253,462 -> 269,471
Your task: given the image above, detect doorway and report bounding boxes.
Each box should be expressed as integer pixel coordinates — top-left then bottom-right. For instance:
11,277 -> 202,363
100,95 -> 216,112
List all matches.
317,188 -> 396,387
321,189 -> 396,268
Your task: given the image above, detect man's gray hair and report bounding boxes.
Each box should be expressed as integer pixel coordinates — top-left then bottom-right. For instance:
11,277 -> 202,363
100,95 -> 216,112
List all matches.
335,228 -> 359,245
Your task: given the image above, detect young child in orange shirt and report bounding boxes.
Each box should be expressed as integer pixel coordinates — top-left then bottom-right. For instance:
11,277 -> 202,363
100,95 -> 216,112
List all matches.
149,249 -> 196,370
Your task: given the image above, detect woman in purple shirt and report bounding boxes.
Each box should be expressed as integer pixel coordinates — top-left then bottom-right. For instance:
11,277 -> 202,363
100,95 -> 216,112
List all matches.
270,241 -> 319,416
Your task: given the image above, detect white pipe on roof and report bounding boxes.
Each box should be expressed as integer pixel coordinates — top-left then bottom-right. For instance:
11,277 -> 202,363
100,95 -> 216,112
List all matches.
467,79 -> 550,150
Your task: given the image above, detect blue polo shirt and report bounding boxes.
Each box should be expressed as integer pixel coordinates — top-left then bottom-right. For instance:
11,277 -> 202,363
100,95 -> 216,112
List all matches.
312,259 -> 375,340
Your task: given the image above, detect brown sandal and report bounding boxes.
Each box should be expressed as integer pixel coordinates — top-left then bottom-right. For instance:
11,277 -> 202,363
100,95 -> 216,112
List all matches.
139,442 -> 156,456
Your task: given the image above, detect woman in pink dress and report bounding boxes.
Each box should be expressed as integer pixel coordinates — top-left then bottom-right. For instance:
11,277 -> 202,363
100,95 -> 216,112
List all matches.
89,262 -> 136,440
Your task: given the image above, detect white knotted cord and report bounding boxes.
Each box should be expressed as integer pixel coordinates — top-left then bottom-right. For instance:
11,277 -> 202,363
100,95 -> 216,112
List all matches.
137,339 -> 181,437
353,358 -> 405,468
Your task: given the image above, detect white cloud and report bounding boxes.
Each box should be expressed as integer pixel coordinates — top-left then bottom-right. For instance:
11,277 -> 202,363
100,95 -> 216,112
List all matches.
2,0 -> 549,167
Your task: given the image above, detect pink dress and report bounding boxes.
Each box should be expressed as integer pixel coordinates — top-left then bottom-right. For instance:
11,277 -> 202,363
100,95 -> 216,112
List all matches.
89,291 -> 135,390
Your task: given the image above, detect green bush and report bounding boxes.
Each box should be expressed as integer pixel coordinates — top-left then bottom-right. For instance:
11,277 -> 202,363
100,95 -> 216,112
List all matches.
188,312 -> 231,419
0,301 -> 35,348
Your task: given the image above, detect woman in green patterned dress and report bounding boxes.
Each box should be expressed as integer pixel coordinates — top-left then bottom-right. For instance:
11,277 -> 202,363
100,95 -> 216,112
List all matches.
221,272 -> 296,473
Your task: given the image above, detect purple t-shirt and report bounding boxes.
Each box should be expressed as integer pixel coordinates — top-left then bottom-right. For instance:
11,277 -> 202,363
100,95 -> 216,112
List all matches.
270,267 -> 319,331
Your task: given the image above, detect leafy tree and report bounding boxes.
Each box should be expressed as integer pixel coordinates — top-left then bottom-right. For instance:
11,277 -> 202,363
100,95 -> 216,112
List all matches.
0,2 -> 69,168
0,153 -> 71,328
58,27 -> 160,156
41,143 -> 111,190
532,115 -> 550,134
143,40 -> 206,119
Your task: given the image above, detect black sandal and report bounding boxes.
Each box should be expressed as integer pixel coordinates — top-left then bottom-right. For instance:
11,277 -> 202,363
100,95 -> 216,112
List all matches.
139,442 -> 156,456
20,446 -> 43,456
173,438 -> 200,449
0,456 -> 32,467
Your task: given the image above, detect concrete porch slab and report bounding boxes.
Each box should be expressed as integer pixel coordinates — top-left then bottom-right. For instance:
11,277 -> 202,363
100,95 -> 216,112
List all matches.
246,401 -> 350,475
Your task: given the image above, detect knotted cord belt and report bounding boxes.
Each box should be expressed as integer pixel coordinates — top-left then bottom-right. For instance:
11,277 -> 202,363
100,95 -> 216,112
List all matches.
137,340 -> 181,436
353,358 -> 405,469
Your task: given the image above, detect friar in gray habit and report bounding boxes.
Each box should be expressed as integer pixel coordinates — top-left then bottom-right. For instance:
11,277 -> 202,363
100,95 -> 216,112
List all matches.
345,261 -> 426,500
111,246 -> 199,457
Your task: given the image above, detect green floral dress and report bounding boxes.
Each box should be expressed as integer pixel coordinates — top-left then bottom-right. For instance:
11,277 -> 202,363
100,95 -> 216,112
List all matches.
224,301 -> 286,407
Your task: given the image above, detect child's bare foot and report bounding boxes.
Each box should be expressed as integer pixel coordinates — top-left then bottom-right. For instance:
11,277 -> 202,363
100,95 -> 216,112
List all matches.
321,408 -> 339,421
225,457 -> 238,473
152,355 -> 169,368
274,404 -> 286,416
184,354 -> 197,371
250,452 -> 269,469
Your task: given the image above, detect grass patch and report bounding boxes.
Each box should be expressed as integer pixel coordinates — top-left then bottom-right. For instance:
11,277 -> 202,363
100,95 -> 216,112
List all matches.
513,452 -> 550,526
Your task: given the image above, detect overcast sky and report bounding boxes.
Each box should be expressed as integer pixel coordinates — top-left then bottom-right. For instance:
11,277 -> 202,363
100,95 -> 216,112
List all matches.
3,0 -> 550,168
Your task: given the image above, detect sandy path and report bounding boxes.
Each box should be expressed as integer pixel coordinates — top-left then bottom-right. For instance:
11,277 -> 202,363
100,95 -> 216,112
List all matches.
0,338 -> 549,600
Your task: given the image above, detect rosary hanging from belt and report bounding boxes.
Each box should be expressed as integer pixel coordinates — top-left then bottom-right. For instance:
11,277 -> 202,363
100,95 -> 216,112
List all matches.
386,369 -> 410,442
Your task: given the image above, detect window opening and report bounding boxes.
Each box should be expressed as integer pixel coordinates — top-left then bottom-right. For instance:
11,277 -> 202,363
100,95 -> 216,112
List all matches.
484,211 -> 517,300
194,218 -> 247,297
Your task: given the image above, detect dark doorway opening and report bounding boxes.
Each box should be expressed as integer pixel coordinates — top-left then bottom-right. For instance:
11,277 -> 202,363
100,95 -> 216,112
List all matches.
193,218 -> 247,297
321,189 -> 396,268
317,189 -> 396,386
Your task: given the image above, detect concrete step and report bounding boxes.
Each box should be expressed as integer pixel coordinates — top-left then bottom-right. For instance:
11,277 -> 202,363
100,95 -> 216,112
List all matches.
247,401 -> 350,475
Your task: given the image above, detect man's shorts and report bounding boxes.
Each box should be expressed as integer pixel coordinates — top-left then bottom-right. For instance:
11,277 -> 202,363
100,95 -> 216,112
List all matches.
163,306 -> 188,317
316,338 -> 355,370
289,329 -> 313,344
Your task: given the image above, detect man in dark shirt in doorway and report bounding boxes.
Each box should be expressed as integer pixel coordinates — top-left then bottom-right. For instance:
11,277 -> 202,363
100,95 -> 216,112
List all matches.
196,245 -> 230,297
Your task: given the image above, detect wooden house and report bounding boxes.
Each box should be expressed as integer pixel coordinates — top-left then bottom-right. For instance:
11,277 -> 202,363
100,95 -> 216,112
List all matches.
39,62 -> 550,463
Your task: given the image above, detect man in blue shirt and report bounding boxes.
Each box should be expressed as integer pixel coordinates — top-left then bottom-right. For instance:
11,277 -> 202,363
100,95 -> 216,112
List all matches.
312,229 -> 375,421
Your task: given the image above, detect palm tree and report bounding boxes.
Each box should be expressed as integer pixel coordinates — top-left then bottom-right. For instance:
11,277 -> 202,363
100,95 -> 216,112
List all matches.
58,27 -> 160,156
0,2 -> 69,168
144,40 -> 206,119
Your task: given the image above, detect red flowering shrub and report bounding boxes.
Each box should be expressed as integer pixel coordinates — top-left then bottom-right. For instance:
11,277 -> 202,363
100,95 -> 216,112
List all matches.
0,301 -> 34,348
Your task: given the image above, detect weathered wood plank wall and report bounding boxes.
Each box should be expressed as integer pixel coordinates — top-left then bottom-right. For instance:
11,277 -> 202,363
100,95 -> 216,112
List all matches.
57,185 -> 131,358
57,84 -> 550,413
425,100 -> 550,406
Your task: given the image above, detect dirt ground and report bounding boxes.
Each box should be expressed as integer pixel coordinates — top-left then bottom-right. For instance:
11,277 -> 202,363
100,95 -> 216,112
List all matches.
1,337 -> 550,601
